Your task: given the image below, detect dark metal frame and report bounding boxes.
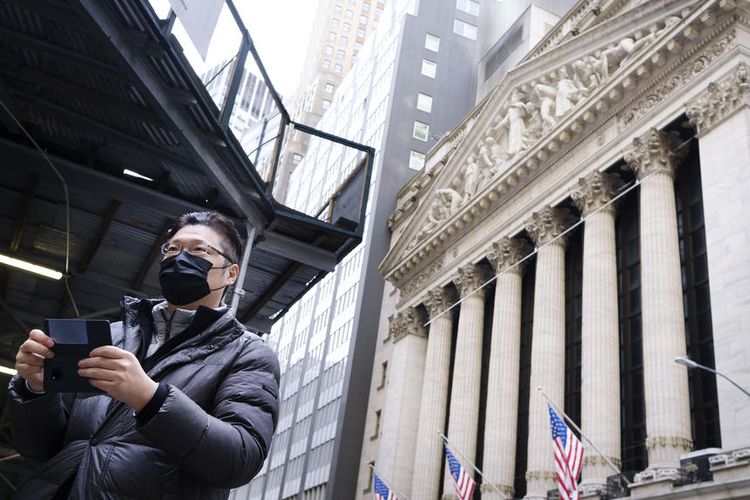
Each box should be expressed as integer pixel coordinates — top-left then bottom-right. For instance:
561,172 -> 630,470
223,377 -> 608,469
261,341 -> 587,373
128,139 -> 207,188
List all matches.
151,0 -> 375,241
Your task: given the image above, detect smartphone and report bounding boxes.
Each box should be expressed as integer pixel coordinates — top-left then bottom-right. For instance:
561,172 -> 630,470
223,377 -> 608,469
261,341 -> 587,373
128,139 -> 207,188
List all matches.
43,319 -> 112,393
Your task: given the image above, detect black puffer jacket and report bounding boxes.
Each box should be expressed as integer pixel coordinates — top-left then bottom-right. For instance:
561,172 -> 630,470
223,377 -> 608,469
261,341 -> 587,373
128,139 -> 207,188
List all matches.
7,296 -> 280,499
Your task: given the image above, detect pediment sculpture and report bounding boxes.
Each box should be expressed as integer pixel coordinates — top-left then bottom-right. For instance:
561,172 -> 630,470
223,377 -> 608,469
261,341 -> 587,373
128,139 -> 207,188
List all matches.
406,13 -> 683,251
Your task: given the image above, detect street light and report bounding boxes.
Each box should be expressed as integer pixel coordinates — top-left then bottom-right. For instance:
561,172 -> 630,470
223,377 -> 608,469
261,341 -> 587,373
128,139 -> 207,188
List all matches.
675,356 -> 750,399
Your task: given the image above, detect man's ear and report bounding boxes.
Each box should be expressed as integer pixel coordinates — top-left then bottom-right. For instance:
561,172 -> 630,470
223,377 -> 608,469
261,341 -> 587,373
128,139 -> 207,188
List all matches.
227,263 -> 240,286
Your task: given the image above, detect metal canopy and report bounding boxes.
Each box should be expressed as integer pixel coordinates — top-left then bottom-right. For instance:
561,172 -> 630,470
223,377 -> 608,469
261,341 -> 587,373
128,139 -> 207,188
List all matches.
0,0 -> 373,380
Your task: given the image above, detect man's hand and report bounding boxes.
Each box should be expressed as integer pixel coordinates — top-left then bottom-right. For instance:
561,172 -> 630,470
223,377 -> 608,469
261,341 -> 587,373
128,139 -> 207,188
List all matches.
78,346 -> 158,412
16,329 -> 55,393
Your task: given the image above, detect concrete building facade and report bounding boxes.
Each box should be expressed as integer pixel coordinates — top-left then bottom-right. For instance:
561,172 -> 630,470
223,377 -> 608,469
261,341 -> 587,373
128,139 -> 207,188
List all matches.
363,0 -> 750,498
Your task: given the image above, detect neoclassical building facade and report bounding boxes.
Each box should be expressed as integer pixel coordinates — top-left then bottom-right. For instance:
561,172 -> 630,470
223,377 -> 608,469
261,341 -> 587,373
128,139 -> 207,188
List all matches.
356,0 -> 750,498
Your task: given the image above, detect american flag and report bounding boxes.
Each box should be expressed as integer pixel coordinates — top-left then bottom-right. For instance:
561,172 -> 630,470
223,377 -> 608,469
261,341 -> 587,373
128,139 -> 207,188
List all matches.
445,444 -> 476,500
373,473 -> 398,500
548,404 -> 584,500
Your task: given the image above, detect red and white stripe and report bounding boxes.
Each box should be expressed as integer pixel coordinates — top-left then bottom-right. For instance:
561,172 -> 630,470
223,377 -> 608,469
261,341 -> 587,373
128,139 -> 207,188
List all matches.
454,468 -> 475,500
552,428 -> 583,500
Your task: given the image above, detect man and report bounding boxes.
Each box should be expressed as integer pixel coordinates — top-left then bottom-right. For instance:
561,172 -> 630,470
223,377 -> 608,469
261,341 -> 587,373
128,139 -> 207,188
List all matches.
8,211 -> 280,499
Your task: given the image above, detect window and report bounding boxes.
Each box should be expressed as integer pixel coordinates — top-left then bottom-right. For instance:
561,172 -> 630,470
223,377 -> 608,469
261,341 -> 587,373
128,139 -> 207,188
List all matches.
416,93 -> 433,113
421,59 -> 437,78
359,15 -> 368,24
377,361 -> 388,389
357,28 -> 366,37
456,0 -> 479,15
325,83 -> 335,94
336,49 -> 346,60
292,153 -> 303,165
454,18 -> 478,40
364,461 -> 375,493
347,0 -> 355,5
371,409 -> 381,439
409,150 -> 425,170
362,3 -> 370,12
425,33 -> 440,52
331,18 -> 339,28
321,99 -> 331,110
334,63 -> 343,74
322,59 -> 330,70
328,31 -> 336,41
345,9 -> 353,18
334,5 -> 342,15
413,121 -> 429,141
325,45 -> 334,55
340,35 -> 349,45
343,22 -> 351,32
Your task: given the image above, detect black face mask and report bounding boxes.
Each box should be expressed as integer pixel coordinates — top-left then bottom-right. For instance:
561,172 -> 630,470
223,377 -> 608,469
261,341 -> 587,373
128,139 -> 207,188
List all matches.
159,252 -> 230,306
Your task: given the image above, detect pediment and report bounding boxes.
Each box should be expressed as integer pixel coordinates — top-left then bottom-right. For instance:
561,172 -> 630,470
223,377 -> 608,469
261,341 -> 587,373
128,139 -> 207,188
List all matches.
380,0 -> 734,291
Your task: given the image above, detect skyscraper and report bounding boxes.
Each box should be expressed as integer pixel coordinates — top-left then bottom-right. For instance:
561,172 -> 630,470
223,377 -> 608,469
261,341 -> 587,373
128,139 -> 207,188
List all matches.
230,0 -> 482,498
273,0 -> 385,203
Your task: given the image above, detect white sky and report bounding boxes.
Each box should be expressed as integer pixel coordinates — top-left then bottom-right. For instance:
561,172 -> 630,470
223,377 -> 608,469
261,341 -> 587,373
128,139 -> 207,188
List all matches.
150,0 -> 320,97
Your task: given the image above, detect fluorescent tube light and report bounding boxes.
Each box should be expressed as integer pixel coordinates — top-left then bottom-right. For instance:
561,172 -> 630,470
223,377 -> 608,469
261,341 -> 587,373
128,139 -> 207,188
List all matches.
123,169 -> 154,182
0,253 -> 63,280
0,366 -> 16,376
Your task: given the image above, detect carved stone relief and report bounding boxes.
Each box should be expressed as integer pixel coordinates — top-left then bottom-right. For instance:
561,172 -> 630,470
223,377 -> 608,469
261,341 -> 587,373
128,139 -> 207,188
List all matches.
389,307 -> 427,344
623,128 -> 686,180
423,286 -> 455,320
399,257 -> 444,302
525,206 -> 577,247
686,62 -> 748,135
408,13 -> 685,249
486,237 -> 532,274
453,264 -> 489,299
571,170 -> 625,215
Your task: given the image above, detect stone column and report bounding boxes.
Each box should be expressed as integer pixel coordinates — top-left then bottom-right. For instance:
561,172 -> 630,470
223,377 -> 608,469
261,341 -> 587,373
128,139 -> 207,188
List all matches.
686,64 -> 750,450
483,237 -> 531,499
412,286 -> 456,500
443,263 -> 488,500
524,206 -> 576,499
572,171 -> 624,492
376,307 -> 428,494
623,128 -> 692,473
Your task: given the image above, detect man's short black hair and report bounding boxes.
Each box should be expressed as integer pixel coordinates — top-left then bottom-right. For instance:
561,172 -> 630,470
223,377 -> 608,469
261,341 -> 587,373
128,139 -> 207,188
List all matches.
164,211 -> 243,264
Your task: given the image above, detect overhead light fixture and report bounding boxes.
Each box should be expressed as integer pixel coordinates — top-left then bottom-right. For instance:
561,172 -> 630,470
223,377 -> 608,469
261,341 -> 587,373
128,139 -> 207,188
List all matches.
0,253 -> 63,280
0,366 -> 16,376
123,169 -> 154,182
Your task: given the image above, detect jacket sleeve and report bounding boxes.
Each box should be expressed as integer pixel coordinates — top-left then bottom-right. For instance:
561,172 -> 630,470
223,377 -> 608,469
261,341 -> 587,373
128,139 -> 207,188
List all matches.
136,336 -> 280,488
7,375 -> 70,463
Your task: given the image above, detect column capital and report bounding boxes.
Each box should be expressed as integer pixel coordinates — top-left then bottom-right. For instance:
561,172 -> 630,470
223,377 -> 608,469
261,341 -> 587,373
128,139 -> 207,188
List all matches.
453,263 -> 489,298
571,170 -> 624,216
686,63 -> 749,136
389,307 -> 426,343
423,286 -> 455,319
623,128 -> 687,180
486,237 -> 532,274
525,206 -> 576,247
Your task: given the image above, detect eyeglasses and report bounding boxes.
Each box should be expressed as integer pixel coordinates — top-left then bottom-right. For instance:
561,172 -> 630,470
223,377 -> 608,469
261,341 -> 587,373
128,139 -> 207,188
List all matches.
160,241 -> 233,262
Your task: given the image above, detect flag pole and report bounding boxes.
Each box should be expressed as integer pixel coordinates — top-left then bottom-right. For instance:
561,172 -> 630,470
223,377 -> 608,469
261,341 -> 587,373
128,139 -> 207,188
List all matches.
438,431 -> 509,499
368,462 -> 410,500
536,386 -> 631,485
